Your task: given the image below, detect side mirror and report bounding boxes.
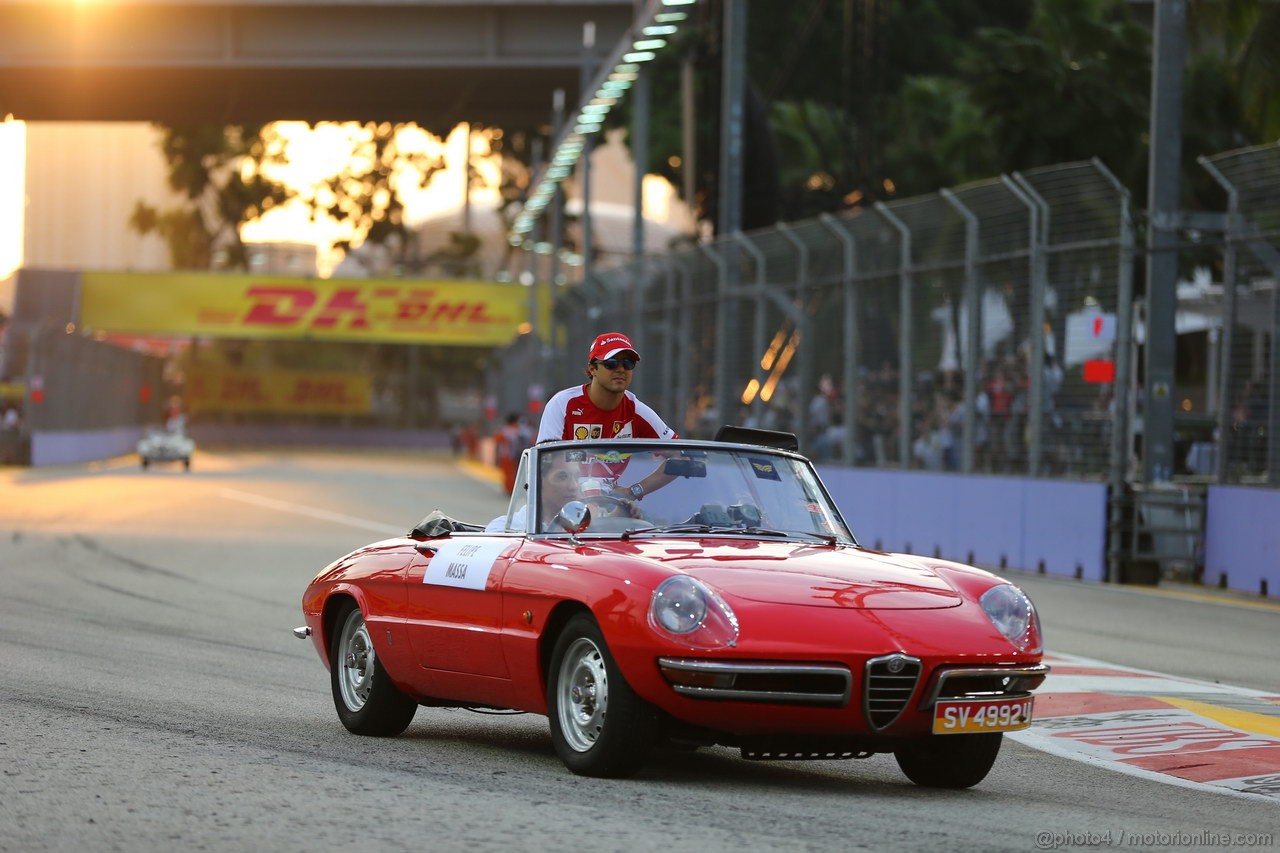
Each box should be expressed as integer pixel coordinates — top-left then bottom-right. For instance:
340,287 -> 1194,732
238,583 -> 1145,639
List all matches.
555,500 -> 592,534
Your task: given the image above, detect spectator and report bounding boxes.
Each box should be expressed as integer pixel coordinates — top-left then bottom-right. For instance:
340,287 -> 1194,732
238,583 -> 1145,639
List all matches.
164,397 -> 186,434
808,379 -> 832,452
494,413 -> 532,493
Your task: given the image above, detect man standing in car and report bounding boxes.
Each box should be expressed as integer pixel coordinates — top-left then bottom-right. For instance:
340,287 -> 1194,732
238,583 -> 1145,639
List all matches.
537,332 -> 677,443
537,332 -> 678,499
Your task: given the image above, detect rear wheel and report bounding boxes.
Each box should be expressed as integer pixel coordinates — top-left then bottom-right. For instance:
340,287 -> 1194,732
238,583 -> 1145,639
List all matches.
330,600 -> 416,736
547,613 -> 655,777
894,732 -> 1003,788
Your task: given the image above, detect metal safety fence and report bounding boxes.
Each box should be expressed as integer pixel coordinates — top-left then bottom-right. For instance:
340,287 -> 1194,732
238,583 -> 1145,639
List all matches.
534,144 -> 1280,494
1198,142 -> 1280,487
546,159 -> 1136,484
0,324 -> 166,463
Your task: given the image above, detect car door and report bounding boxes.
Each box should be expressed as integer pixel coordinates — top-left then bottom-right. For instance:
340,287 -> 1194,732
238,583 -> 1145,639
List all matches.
403,534 -> 518,680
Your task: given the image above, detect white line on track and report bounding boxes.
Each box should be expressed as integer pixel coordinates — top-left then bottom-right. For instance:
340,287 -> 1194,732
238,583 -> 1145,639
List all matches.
218,487 -> 405,536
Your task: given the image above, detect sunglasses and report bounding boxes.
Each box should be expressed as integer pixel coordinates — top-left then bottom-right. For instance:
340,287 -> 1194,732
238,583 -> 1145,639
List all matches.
593,357 -> 637,371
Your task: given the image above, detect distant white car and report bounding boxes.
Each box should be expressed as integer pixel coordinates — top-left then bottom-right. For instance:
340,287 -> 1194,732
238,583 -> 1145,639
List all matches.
137,427 -> 195,471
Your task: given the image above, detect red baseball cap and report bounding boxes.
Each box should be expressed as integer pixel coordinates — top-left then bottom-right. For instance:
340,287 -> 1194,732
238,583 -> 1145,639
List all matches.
588,332 -> 640,363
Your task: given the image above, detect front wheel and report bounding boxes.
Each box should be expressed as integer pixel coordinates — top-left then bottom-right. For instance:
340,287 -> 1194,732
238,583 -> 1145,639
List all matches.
330,600 -> 416,737
894,732 -> 1003,788
547,613 -> 655,778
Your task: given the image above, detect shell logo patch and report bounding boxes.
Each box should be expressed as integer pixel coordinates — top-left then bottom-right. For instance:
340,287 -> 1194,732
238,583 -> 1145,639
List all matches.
574,425 -> 589,440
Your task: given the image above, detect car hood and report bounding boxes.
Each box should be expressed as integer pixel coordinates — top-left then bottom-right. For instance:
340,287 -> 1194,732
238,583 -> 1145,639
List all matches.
605,540 -> 964,610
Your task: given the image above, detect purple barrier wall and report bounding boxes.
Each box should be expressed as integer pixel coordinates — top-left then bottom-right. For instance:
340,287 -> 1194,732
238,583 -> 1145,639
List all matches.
817,467 -> 1108,580
1204,485 -> 1278,596
30,428 -> 141,467
27,426 -> 453,467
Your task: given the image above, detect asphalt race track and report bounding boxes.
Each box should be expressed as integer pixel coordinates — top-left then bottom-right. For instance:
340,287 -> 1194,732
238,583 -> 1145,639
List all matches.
1,450 -> 1276,852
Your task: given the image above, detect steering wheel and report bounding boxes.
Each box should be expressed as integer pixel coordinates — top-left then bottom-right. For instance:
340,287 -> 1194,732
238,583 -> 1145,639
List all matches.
582,494 -> 631,518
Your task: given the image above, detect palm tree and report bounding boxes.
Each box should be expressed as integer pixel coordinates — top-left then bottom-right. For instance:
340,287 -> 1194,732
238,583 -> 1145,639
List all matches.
1190,0 -> 1280,141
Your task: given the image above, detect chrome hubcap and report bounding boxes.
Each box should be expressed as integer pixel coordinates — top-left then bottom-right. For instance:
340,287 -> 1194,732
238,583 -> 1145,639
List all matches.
337,611 -> 375,712
557,637 -> 608,753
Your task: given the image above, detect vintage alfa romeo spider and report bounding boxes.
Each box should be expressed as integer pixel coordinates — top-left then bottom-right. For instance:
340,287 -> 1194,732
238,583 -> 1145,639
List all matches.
296,430 -> 1047,786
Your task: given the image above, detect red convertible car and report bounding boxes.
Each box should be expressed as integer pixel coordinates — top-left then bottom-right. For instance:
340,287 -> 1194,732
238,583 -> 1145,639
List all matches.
296,430 -> 1047,786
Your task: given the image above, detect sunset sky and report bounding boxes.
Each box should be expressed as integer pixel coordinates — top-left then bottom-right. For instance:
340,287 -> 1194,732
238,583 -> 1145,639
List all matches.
0,117 -> 689,287
241,122 -> 504,276
0,120 -> 500,282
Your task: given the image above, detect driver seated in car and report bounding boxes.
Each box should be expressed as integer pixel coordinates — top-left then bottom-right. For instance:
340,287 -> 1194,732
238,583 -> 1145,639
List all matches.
485,450 -> 641,533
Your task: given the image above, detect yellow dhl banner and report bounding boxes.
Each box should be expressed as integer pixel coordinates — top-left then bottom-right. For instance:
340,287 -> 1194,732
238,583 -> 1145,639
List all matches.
80,272 -> 540,346
186,369 -> 373,415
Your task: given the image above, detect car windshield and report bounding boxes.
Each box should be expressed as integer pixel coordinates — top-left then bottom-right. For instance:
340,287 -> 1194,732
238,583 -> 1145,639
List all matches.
495,441 -> 855,543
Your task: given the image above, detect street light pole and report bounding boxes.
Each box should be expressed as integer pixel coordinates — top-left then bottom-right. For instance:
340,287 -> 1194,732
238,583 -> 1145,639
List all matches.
1143,0 -> 1187,484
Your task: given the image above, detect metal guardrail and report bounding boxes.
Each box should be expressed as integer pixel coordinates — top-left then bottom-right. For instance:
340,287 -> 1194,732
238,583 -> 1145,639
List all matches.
541,159 -> 1136,486
498,144 -> 1280,583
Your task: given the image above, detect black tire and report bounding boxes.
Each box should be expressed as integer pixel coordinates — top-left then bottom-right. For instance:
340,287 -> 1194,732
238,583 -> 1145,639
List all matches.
330,600 -> 416,737
183,457 -> 191,471
547,613 -> 656,778
894,732 -> 1003,788
141,457 -> 149,469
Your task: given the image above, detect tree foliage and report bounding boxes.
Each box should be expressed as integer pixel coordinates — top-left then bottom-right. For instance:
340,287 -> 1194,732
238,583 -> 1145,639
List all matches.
1190,0 -> 1280,141
133,121 -> 448,272
611,0 -> 1269,233
302,122 -> 447,261
949,0 -> 1152,188
130,124 -> 292,270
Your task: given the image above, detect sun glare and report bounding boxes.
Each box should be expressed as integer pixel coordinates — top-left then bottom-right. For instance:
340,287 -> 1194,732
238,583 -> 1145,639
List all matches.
241,122 -> 498,277
0,117 -> 26,282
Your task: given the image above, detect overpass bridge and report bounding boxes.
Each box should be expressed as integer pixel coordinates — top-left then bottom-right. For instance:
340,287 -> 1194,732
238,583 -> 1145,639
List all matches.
0,0 -> 635,127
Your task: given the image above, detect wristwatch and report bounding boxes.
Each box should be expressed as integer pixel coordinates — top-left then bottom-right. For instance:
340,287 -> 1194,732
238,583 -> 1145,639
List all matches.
628,482 -> 645,500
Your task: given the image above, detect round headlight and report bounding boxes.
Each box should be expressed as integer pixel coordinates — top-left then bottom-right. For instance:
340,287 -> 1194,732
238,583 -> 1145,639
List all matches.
649,576 -> 739,649
652,576 -> 708,634
980,584 -> 1040,652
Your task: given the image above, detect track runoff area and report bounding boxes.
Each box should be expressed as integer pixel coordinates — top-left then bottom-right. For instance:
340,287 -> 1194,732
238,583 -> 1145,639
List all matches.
1012,651 -> 1280,806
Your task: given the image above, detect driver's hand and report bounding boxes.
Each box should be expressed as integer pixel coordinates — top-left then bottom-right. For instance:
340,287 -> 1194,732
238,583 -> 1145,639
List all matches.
603,483 -> 638,503
598,488 -> 645,519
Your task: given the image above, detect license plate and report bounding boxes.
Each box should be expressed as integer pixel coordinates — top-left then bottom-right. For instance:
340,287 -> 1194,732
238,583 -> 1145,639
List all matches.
933,696 -> 1034,734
